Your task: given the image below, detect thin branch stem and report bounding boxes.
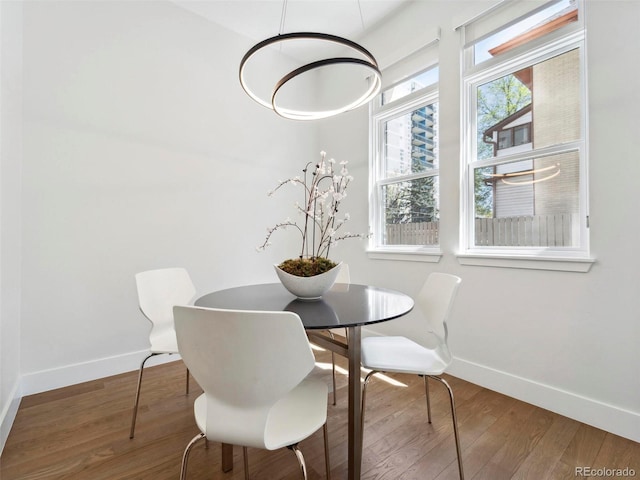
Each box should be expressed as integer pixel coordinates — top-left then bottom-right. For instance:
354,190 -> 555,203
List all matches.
259,151 -> 367,263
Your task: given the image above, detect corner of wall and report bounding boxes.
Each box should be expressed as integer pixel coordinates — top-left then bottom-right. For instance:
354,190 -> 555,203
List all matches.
0,0 -> 24,457
0,380 -> 22,454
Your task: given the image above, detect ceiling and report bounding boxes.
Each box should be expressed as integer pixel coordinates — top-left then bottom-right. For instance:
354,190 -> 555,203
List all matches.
173,0 -> 411,42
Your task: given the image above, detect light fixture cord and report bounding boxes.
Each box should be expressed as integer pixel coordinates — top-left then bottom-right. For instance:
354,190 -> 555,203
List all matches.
279,0 -> 288,35
357,0 -> 365,31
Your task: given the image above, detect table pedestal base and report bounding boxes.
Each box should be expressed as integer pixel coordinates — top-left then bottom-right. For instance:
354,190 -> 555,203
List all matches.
222,443 -> 233,472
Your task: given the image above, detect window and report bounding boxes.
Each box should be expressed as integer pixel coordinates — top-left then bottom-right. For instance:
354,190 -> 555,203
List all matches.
460,0 -> 590,265
382,68 -> 438,105
370,65 -> 440,255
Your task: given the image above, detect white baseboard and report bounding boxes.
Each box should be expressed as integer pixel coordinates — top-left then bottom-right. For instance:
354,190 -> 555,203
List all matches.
449,356 -> 640,443
1,380 -> 22,454
12,346 -> 640,446
20,350 -> 182,396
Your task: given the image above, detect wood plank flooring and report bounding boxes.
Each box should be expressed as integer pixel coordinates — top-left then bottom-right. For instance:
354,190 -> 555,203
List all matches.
2,349 -> 639,480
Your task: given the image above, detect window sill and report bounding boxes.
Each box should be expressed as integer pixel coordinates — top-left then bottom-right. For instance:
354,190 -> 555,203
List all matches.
456,252 -> 595,272
367,248 -> 443,263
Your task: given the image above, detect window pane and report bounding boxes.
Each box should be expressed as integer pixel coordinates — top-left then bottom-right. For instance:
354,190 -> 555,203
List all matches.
382,67 -> 438,105
474,151 -> 579,247
474,0 -> 578,65
498,130 -> 513,149
384,103 -> 438,177
477,69 -> 532,159
513,124 -> 530,145
382,177 -> 439,246
478,49 -> 580,159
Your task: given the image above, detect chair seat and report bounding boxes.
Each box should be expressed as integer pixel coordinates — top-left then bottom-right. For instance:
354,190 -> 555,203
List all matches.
193,376 -> 328,450
149,330 -> 179,354
361,335 -> 449,376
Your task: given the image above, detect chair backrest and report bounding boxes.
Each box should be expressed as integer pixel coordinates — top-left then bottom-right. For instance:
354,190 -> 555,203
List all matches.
173,305 -> 316,447
135,268 -> 196,333
335,263 -> 350,284
416,273 -> 462,339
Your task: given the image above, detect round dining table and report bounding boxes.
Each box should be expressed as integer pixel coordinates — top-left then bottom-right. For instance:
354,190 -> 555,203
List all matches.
196,282 -> 414,480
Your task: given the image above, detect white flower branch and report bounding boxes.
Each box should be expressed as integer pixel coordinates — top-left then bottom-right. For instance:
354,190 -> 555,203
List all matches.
258,151 -> 367,260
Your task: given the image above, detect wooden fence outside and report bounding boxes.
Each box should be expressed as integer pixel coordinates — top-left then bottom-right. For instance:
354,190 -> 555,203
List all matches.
475,213 -> 576,247
386,221 -> 439,245
385,213 -> 576,247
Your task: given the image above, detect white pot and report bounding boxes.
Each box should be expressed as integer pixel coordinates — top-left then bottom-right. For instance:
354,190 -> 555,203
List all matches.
274,262 -> 342,300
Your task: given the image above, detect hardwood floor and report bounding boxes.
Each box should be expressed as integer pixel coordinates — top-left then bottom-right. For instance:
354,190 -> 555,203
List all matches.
2,349 -> 639,480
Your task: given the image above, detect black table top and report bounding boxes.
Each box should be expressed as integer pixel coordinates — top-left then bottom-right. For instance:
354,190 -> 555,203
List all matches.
195,283 -> 414,330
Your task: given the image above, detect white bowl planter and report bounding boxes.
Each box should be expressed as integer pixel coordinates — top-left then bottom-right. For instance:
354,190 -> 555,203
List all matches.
274,262 -> 343,300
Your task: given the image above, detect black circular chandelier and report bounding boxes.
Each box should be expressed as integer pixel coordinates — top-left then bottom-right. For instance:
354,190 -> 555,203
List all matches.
239,31 -> 382,121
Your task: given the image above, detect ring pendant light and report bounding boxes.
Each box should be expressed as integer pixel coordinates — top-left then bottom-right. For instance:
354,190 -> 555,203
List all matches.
238,4 -> 382,121
487,163 -> 561,185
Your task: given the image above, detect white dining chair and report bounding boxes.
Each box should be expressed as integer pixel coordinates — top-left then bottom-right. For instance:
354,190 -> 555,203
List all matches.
174,305 -> 331,480
360,272 -> 464,479
129,267 -> 196,439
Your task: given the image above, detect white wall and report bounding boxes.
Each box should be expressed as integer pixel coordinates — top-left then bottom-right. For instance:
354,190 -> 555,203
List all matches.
0,0 -> 23,452
320,1 -> 640,442
19,0 -> 318,393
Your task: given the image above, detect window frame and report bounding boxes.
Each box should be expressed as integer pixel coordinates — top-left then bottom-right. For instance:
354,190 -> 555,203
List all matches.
368,72 -> 442,261
459,2 -> 594,271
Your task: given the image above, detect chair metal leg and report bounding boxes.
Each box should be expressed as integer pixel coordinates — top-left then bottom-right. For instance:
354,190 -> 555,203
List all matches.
361,370 -> 377,441
362,371 -> 463,480
186,367 -> 190,394
180,432 -> 205,480
288,444 -> 308,480
423,375 -> 432,423
129,352 -> 161,439
323,422 -> 331,480
243,446 -> 249,480
430,376 -> 464,480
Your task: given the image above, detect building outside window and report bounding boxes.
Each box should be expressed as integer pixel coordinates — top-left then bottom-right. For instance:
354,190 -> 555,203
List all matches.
370,65 -> 440,251
461,0 -> 589,258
